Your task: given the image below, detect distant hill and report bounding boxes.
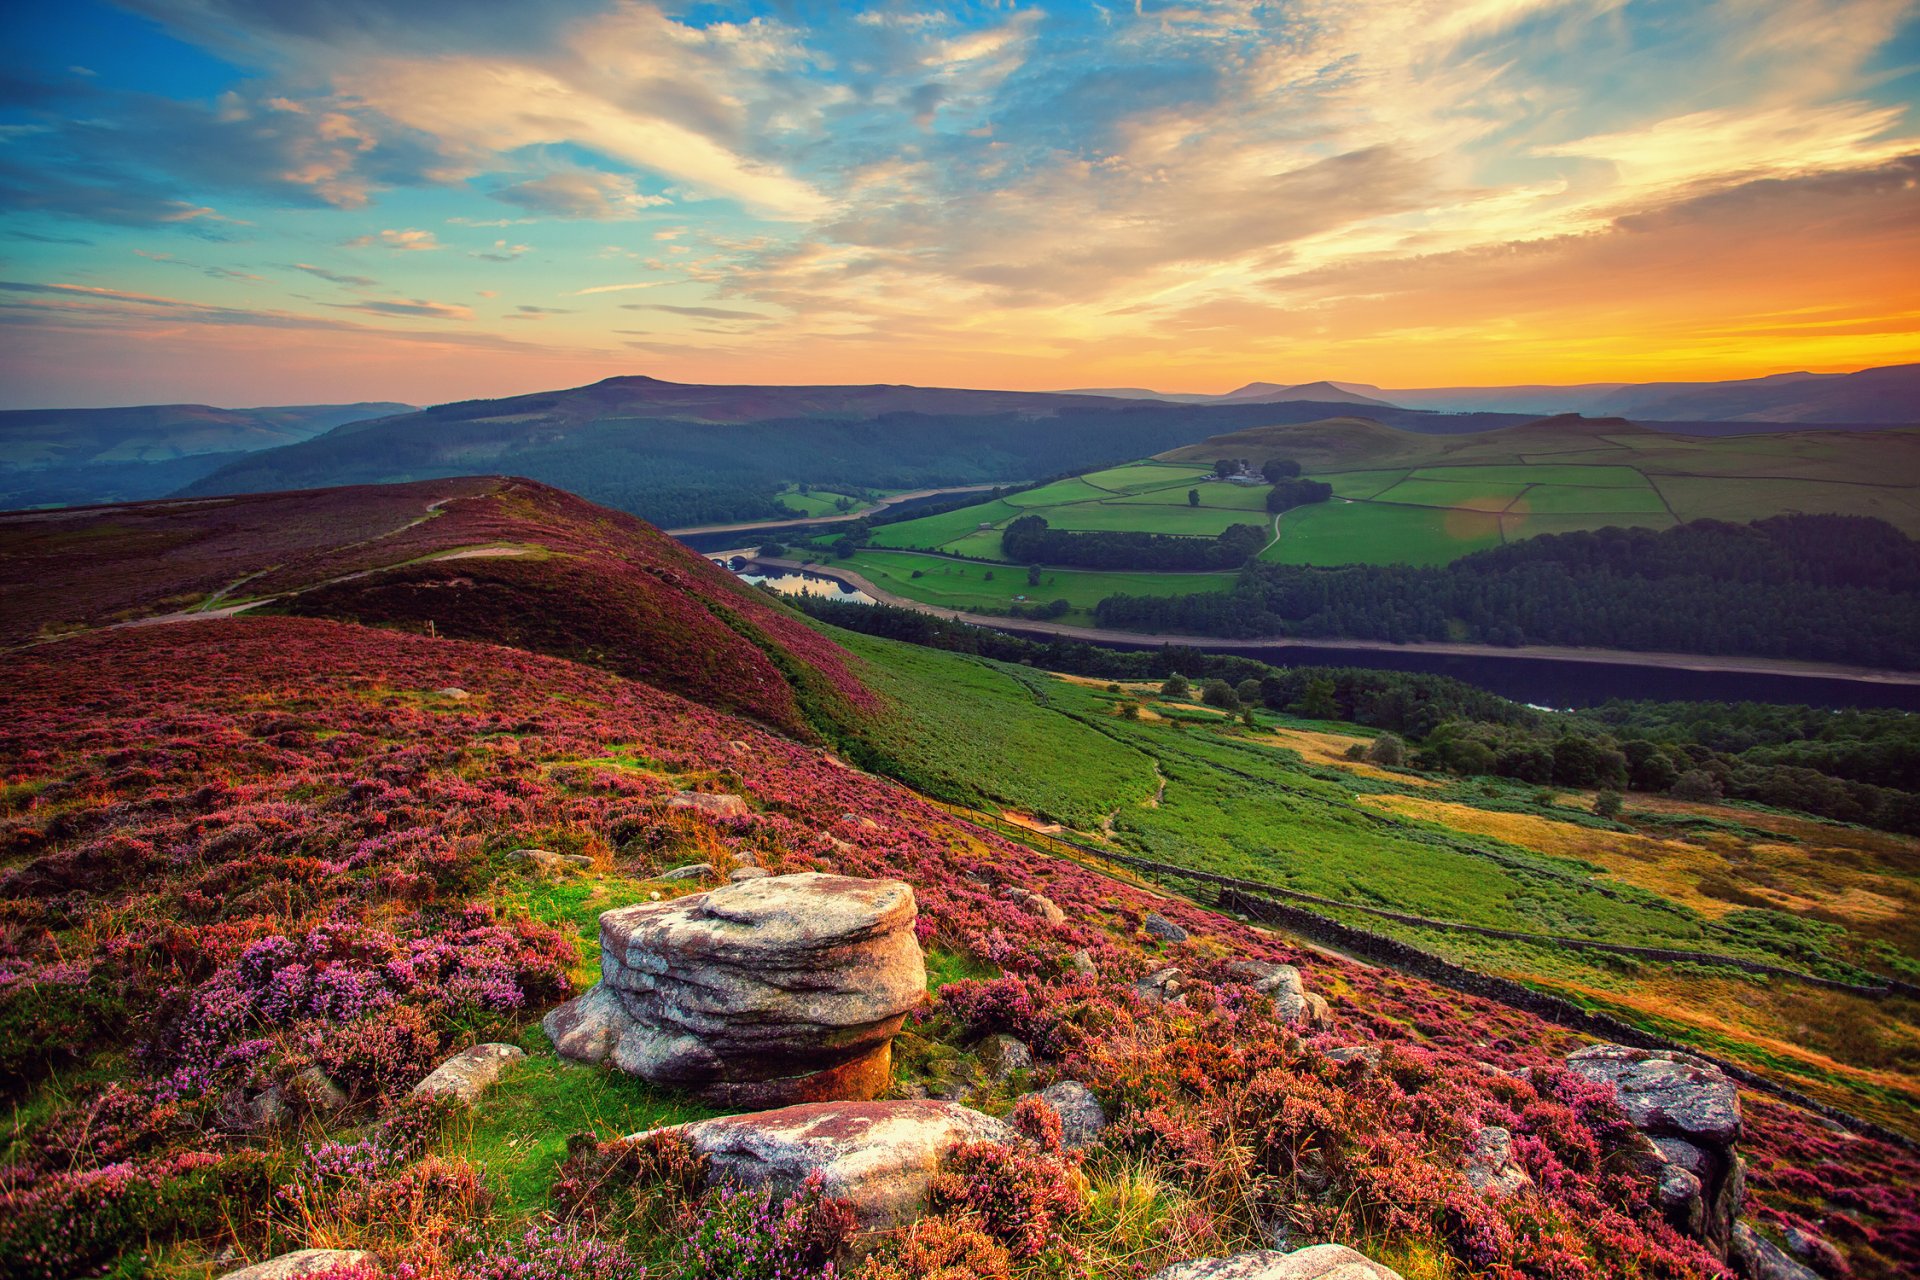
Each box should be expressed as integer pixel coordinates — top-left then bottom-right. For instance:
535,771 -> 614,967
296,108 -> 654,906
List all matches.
1079,363 -> 1920,424
180,376 -> 1501,528
0,401 -> 411,509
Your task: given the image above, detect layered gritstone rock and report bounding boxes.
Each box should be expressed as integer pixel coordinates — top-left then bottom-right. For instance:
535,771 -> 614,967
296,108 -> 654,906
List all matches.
545,872 -> 926,1107
1565,1043 -> 1745,1258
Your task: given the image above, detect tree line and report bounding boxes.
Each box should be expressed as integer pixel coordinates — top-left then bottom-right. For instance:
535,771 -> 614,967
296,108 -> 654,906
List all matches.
1000,514 -> 1269,571
1093,515 -> 1920,669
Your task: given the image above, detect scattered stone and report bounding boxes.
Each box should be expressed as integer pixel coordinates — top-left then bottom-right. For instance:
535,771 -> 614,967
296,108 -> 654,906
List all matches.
546,872 -> 926,1106
284,1065 -> 350,1115
511,848 -> 592,874
656,863 -> 714,882
1001,885 -> 1066,925
411,1043 -> 524,1104
432,687 -> 469,702
649,1099 -> 1016,1229
1035,1080 -> 1107,1148
669,791 -> 751,820
1732,1222 -> 1822,1280
1462,1125 -> 1533,1198
1782,1226 -> 1848,1278
1148,1243 -> 1406,1279
977,1033 -> 1033,1080
217,1249 -> 375,1280
1224,960 -> 1329,1027
216,1085 -> 288,1132
826,835 -> 857,855
727,739 -> 750,755
1324,1045 -> 1380,1069
732,850 -> 759,868
1136,967 -> 1185,1004
730,866 -> 771,882
1143,911 -> 1189,942
842,813 -> 882,832
1068,948 -> 1097,975
1566,1044 -> 1745,1257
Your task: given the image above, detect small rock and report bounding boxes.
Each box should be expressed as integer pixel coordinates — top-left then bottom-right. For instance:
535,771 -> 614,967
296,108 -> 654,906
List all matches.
1324,1045 -> 1381,1069
217,1249 -> 374,1280
1224,960 -> 1327,1027
511,848 -> 592,874
1148,1244 -> 1406,1279
411,1043 -> 525,1104
977,1033 -> 1033,1080
842,813 -> 882,832
648,1099 -> 1016,1230
656,863 -> 714,882
669,791 -> 751,819
216,1085 -> 288,1133
732,850 -> 759,868
1068,948 -> 1097,975
1136,967 -> 1185,1004
826,835 -> 857,854
729,866 -> 771,882
1035,1080 -> 1107,1149
1732,1222 -> 1822,1280
432,687 -> 469,702
1143,911 -> 1188,942
1782,1227 -> 1848,1278
1463,1124 -> 1533,1197
284,1065 -> 350,1115
1001,885 -> 1066,925
727,740 -> 750,755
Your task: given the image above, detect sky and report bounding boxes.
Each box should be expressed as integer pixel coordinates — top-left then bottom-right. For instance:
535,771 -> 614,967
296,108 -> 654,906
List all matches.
2,0 -> 1918,409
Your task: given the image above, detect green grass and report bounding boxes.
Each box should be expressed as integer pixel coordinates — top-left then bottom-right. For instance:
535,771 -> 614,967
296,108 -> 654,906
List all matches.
1081,461 -> 1215,492
1323,469 -> 1411,499
1108,482 -> 1273,511
1374,477 -> 1529,512
1263,500 -> 1506,565
1408,464 -> 1651,488
1003,478 -> 1115,507
868,499 -> 1024,549
1512,483 -> 1671,515
1043,502 -> 1268,536
462,1025 -> 717,1219
833,547 -> 1238,619
835,628 -> 1157,826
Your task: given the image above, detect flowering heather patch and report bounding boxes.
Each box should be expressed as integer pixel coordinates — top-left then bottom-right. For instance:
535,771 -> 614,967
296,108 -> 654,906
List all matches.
2,618 -> 1917,1278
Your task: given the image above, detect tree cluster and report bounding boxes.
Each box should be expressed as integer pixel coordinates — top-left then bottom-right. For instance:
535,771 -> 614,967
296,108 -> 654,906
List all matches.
1001,514 -> 1268,571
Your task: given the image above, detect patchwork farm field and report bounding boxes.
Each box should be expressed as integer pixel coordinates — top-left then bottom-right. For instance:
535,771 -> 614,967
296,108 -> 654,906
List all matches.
830,546 -> 1237,622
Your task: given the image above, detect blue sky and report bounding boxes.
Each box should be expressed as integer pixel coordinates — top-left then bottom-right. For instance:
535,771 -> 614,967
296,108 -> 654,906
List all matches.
3,0 -> 1918,407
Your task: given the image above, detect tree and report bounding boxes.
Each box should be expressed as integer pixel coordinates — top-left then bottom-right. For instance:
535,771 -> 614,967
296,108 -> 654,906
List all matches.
1214,458 -> 1237,478
1671,770 -> 1724,802
1366,733 -> 1406,766
1241,703 -> 1258,728
1266,478 -> 1334,514
1294,675 -> 1338,720
1188,489 -> 1200,507
758,541 -> 787,558
1593,790 -> 1624,819
1027,564 -> 1042,587
1201,679 -> 1239,710
1262,458 -> 1303,483
1161,674 -> 1191,699
1236,678 -> 1262,707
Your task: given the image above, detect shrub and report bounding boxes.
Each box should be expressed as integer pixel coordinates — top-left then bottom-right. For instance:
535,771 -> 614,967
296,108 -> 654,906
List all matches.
677,1173 -> 855,1280
1366,734 -> 1406,767
853,1215 -> 1013,1280
1671,770 -> 1724,802
1593,790 -> 1624,819
927,1140 -> 1084,1260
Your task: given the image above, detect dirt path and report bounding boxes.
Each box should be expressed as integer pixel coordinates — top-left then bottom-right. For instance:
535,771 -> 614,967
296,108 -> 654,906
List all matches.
665,484 -> 1002,537
746,556 -> 1920,687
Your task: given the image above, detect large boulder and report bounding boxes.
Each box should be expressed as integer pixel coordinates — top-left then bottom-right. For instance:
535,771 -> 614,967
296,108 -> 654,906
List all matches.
1149,1244 -> 1406,1279
411,1042 -> 524,1104
1226,960 -> 1331,1028
1565,1044 -> 1745,1258
216,1250 -> 373,1280
1731,1223 -> 1822,1280
651,1099 -> 1016,1229
545,872 -> 926,1107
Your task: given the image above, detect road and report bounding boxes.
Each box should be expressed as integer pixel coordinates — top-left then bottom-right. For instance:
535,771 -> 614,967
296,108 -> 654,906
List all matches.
665,484 -> 1002,537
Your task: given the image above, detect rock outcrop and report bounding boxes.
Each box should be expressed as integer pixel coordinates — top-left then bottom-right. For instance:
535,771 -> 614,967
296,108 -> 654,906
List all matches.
1225,960 -> 1331,1027
411,1042 -> 524,1104
1731,1223 -> 1822,1280
217,1250 -> 373,1280
1462,1124 -> 1532,1197
545,872 -> 926,1106
649,1099 -> 1016,1229
1143,911 -> 1189,942
1035,1079 -> 1107,1149
1149,1244 -> 1406,1279
668,790 -> 751,819
1565,1044 -> 1744,1258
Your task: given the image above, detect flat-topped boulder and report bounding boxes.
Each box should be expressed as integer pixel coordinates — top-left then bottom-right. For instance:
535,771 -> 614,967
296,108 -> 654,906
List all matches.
545,872 -> 925,1106
1149,1244 -> 1405,1279
216,1250 -> 374,1280
648,1099 -> 1016,1229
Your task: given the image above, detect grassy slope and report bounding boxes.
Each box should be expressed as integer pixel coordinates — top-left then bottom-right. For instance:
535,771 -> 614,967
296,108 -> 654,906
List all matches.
823,623 -> 1920,1131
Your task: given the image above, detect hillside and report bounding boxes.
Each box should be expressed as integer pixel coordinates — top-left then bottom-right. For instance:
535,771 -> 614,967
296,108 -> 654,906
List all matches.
0,402 -> 410,509
3,479 -> 1917,1280
0,478 -> 871,739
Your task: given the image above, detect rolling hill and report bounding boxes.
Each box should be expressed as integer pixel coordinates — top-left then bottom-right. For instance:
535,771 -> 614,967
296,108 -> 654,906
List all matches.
0,400 -> 411,508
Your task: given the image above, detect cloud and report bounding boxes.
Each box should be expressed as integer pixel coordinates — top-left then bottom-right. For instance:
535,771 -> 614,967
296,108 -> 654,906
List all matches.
516,304 -> 572,314
134,249 -> 265,281
622,303 -> 771,322
287,262 -> 378,287
345,227 -> 442,250
331,296 -> 474,319
470,239 -> 531,261
489,169 -> 670,219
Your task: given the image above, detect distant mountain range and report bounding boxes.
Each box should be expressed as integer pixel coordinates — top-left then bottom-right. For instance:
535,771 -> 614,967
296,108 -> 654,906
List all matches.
1067,362 -> 1920,423
0,401 -> 413,508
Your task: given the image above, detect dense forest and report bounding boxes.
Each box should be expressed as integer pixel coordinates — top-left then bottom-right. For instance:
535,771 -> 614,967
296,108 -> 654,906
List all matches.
1000,513 -> 1269,570
1094,515 -> 1920,669
795,596 -> 1920,833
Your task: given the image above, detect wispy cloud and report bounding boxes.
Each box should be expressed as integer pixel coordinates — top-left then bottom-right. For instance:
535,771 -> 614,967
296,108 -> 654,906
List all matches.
345,228 -> 443,251
287,262 -> 378,287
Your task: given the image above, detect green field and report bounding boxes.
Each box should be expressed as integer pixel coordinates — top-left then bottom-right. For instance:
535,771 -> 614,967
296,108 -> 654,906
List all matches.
1264,499 -> 1507,565
829,547 -> 1237,622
